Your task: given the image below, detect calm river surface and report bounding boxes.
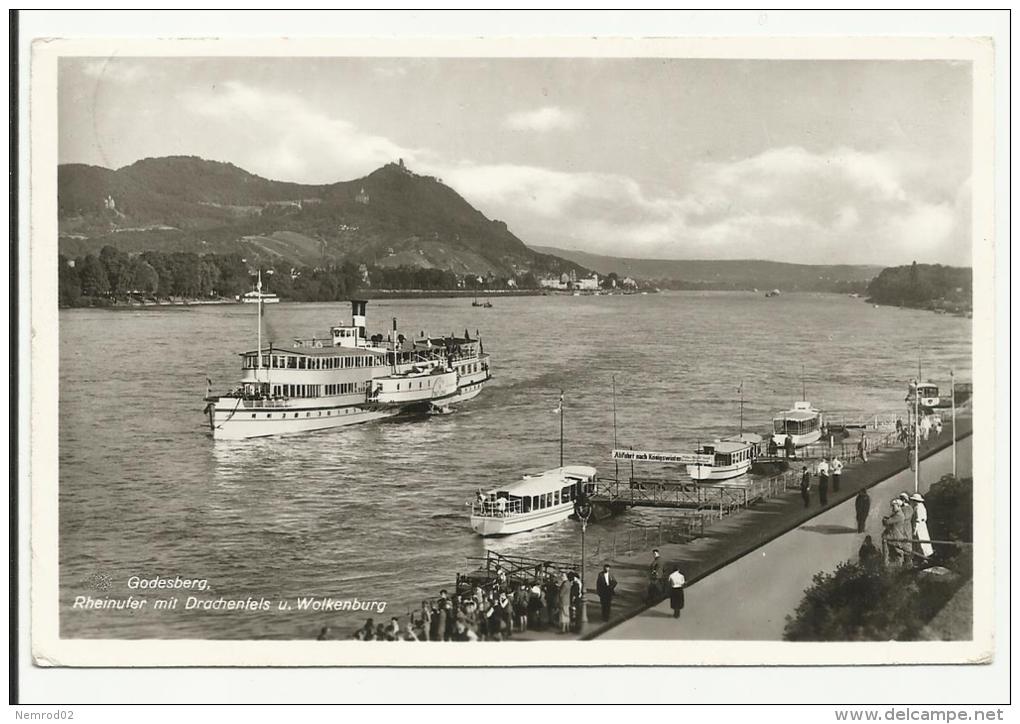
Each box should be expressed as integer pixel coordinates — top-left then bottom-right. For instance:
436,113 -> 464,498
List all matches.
59,292 -> 971,638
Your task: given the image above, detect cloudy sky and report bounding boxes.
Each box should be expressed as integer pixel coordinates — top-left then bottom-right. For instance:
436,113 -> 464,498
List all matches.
59,56 -> 973,265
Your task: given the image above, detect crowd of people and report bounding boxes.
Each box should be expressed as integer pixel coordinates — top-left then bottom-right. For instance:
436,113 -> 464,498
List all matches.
797,455 -> 846,507
351,567 -> 588,641
896,414 -> 943,448
877,491 -> 935,567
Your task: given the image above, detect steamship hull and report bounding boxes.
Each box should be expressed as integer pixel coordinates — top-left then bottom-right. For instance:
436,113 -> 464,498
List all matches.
208,400 -> 400,440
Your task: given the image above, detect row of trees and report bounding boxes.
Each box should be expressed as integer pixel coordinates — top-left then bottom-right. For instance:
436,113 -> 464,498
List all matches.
59,248 -> 252,306
57,246 -> 548,307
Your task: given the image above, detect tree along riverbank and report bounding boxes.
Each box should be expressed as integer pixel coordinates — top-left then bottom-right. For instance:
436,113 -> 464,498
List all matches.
866,262 -> 972,316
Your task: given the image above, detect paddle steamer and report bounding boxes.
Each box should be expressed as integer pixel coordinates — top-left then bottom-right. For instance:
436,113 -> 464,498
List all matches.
205,296 -> 491,439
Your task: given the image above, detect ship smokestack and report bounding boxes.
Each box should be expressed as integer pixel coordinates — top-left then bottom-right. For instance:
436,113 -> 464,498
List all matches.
351,299 -> 367,339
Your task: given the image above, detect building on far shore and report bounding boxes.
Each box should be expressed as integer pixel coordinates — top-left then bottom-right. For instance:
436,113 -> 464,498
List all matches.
575,273 -> 599,291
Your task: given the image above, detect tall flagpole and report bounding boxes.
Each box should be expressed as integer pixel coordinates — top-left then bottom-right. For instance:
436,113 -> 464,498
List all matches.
612,377 -> 619,479
559,389 -> 565,468
739,379 -> 744,435
951,369 -> 957,478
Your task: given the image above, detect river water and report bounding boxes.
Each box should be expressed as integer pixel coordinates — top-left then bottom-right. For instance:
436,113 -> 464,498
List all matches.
59,292 -> 971,638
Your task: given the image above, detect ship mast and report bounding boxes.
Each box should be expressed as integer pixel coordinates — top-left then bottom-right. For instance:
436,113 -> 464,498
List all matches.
739,379 -> 745,435
560,390 -> 565,468
256,270 -> 262,375
558,390 -> 565,468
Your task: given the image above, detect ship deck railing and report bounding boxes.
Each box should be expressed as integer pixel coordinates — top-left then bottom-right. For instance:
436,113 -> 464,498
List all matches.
471,499 -> 526,518
222,395 -> 292,408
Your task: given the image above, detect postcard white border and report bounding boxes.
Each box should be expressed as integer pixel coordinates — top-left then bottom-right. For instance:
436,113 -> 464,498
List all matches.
26,33 -> 998,671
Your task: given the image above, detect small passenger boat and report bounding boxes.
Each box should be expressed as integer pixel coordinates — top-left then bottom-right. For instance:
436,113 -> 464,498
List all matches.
238,289 -> 280,304
469,466 -> 597,536
906,381 -> 940,410
771,401 -> 822,448
687,433 -> 762,481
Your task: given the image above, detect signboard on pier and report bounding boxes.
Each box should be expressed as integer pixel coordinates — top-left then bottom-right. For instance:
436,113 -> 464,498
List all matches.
612,449 -> 714,465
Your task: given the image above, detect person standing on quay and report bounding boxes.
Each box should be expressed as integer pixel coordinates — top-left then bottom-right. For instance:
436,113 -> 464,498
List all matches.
596,564 -> 618,622
800,466 -> 811,508
557,573 -> 572,634
667,565 -> 686,619
831,456 -> 844,493
910,493 -> 935,560
569,570 -> 583,630
817,458 -> 830,506
855,488 -> 871,534
785,435 -> 796,460
858,535 -> 882,570
899,492 -> 915,553
648,548 -> 664,601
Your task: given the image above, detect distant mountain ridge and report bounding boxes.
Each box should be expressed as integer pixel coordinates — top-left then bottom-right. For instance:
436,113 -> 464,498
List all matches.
530,245 -> 884,291
58,156 -> 585,278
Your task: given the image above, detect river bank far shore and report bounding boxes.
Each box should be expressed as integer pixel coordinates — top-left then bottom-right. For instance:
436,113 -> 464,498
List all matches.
59,288 -> 660,309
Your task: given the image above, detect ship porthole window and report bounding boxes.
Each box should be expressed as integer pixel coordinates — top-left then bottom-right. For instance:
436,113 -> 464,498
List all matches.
267,414 -> 272,418
251,414 -> 256,418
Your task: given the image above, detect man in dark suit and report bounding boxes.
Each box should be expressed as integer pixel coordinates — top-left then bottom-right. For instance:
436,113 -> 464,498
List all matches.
596,564 -> 618,622
647,549 -> 664,602
855,488 -> 871,534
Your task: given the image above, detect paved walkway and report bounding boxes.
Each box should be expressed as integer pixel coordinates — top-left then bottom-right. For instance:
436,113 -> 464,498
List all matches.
600,435 -> 972,640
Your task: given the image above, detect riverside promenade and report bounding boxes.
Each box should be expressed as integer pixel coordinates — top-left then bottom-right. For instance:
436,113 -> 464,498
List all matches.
599,433 -> 972,640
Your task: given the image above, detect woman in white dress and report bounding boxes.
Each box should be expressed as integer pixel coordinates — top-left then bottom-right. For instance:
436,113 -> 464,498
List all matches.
910,493 -> 935,559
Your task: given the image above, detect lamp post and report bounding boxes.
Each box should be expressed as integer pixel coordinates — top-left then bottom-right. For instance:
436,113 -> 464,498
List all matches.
913,379 -> 920,494
573,492 -> 592,629
951,369 -> 957,478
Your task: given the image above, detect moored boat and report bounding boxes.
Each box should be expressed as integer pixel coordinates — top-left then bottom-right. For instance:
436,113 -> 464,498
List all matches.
771,401 -> 822,448
906,380 -> 940,410
238,289 -> 280,304
686,432 -> 762,481
469,466 -> 598,536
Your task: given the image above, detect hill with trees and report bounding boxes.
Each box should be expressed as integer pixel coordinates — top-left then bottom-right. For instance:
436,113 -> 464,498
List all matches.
866,262 -> 972,314
58,156 -> 587,281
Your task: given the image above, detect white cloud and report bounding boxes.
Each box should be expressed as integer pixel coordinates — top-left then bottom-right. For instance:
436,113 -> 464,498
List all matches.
182,81 -> 421,183
442,145 -> 969,265
157,80 -> 968,264
503,106 -> 578,132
